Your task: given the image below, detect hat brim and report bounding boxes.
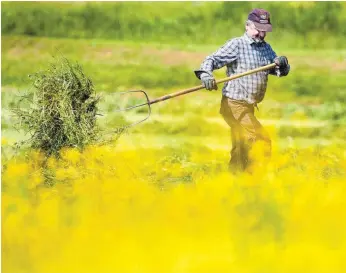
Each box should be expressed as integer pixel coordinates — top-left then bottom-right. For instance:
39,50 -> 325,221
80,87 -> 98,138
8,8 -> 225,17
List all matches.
253,22 -> 272,32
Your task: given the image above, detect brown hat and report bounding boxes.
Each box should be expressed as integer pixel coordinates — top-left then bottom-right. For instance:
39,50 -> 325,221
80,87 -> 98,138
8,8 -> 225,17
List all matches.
248,8 -> 272,32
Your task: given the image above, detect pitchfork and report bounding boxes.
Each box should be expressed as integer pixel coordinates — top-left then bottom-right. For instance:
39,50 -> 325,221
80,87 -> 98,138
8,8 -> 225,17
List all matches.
116,63 -> 276,128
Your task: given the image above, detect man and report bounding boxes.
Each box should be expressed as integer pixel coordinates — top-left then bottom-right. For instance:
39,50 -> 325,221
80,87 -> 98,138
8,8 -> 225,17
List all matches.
194,8 -> 290,173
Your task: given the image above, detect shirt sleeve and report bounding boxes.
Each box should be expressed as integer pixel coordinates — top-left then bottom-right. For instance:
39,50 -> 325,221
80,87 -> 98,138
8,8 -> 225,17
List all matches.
267,44 -> 278,76
194,38 -> 239,79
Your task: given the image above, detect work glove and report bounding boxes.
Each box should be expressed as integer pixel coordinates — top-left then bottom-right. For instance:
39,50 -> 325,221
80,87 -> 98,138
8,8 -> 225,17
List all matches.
274,56 -> 288,68
274,56 -> 290,76
200,72 -> 218,91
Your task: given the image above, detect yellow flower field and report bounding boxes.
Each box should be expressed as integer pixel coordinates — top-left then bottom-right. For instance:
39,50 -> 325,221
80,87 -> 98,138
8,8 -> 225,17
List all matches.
2,139 -> 346,273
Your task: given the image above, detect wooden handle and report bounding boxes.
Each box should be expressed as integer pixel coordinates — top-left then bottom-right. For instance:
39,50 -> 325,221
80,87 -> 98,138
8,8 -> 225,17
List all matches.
149,63 -> 277,105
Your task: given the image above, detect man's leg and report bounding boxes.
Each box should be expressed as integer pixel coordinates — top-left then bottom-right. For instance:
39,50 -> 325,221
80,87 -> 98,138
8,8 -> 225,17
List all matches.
229,123 -> 247,172
220,96 -> 271,172
241,107 -> 272,172
220,96 -> 247,173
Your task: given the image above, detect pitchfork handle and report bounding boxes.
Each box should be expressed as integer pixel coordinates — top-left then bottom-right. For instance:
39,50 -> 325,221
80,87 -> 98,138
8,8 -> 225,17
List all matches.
149,63 -> 277,105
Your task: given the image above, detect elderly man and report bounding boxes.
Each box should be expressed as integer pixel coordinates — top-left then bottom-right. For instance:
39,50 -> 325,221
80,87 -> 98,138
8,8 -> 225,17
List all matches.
194,8 -> 290,173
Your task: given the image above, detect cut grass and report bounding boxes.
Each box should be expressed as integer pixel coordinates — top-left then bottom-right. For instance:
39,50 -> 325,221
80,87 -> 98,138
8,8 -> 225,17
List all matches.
11,56 -> 100,156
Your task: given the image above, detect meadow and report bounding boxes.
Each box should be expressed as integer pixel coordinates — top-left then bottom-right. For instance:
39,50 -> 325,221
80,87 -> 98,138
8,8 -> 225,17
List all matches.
2,2 -> 346,273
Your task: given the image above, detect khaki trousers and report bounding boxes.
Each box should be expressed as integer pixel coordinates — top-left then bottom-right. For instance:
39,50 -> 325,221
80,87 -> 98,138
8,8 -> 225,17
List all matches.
219,96 -> 271,173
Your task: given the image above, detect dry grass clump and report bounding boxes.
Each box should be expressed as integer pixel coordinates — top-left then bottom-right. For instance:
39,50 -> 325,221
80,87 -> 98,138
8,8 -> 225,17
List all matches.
14,56 -> 100,156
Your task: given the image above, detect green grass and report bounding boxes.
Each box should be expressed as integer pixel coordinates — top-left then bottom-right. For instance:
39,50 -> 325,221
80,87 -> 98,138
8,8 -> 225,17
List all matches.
2,35 -> 346,154
2,35 -> 346,95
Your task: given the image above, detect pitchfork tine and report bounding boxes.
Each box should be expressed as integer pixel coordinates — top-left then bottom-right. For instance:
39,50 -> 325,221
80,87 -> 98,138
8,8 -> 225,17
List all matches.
115,90 -> 152,112
114,90 -> 152,128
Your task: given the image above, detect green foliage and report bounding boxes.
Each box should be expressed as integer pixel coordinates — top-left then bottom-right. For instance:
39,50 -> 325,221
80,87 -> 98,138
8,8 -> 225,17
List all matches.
12,56 -> 100,156
2,1 -> 346,48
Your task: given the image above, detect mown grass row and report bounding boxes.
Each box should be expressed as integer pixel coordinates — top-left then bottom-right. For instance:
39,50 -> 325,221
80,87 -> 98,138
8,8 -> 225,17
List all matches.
2,35 -> 346,102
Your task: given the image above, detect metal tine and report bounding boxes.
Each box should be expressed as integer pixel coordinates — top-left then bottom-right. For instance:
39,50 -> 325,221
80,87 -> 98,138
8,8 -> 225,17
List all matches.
114,90 -> 152,129
124,110 -> 151,129
114,90 -> 152,112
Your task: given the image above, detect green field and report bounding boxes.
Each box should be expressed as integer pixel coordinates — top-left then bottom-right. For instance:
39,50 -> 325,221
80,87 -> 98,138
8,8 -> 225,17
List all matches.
2,35 -> 346,150
2,2 -> 346,273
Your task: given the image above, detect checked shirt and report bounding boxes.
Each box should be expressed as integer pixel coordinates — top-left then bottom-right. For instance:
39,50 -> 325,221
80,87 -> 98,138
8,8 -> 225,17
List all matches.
197,33 -> 282,104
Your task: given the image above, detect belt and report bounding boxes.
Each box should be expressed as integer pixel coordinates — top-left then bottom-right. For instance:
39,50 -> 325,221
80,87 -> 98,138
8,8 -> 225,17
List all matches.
227,98 -> 259,111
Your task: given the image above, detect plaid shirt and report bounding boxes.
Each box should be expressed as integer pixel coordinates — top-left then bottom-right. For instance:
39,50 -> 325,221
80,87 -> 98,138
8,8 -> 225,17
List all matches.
196,33 -> 282,104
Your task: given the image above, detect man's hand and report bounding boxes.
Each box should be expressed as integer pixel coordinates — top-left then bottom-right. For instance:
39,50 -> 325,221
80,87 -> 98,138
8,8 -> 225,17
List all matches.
274,56 -> 289,68
200,73 -> 218,91
274,56 -> 290,76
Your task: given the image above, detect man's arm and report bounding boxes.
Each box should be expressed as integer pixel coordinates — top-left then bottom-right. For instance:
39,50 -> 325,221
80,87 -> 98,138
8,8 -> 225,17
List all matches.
194,39 -> 239,90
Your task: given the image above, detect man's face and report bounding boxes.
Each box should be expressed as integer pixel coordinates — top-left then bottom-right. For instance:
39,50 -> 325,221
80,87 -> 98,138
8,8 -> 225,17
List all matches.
246,22 -> 267,43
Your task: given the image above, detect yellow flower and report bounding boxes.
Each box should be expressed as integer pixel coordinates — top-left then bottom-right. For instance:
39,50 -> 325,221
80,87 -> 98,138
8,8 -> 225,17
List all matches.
27,172 -> 44,189
60,148 -> 81,165
2,137 -> 8,145
5,162 -> 30,178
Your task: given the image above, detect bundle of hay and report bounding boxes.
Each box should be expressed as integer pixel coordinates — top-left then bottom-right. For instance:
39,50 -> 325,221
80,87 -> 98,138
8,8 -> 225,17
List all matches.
15,56 -> 100,156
